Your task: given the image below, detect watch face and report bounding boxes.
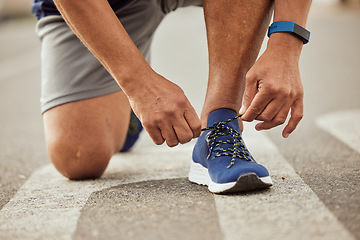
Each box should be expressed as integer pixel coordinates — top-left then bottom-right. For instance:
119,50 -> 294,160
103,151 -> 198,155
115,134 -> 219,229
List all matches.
293,23 -> 310,44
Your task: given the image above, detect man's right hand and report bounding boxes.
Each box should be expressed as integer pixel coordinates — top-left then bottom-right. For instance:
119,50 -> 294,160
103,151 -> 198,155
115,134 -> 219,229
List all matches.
126,72 -> 201,147
52,0 -> 201,147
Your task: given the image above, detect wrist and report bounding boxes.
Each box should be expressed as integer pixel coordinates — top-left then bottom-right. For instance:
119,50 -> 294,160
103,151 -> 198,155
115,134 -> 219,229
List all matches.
267,33 -> 303,59
113,62 -> 155,96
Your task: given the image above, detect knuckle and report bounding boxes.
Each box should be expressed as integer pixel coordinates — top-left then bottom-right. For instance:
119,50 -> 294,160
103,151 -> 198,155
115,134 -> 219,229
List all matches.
194,124 -> 201,137
186,131 -> 194,140
171,93 -> 187,108
289,90 -> 296,98
290,89 -> 303,99
259,114 -> 272,122
245,71 -> 255,82
299,88 -> 304,96
297,90 -> 304,99
243,93 -> 252,102
250,105 -> 262,115
154,115 -> 166,125
264,84 -> 276,94
264,85 -> 289,97
278,87 -> 290,97
164,108 -> 176,117
294,113 -> 304,121
142,119 -> 153,129
177,97 -> 188,107
274,117 -> 286,125
180,132 -> 193,144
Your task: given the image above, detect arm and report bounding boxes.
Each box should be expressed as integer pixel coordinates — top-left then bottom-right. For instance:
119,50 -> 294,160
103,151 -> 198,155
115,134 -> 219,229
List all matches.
54,0 -> 149,87
53,0 -> 201,146
241,0 -> 312,138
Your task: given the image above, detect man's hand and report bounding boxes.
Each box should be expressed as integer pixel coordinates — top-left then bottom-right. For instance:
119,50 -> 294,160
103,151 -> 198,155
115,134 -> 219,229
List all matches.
127,72 -> 201,147
241,34 -> 304,138
54,0 -> 201,147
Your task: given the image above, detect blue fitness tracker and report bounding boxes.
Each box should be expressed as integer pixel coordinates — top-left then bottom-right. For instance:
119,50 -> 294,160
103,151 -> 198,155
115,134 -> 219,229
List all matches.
267,21 -> 310,44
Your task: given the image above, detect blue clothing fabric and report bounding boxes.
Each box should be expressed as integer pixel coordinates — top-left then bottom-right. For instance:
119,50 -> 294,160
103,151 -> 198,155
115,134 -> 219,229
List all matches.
32,0 -> 132,20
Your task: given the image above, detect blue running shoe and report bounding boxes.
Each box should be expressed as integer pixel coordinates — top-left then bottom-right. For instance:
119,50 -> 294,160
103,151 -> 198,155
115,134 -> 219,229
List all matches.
189,108 -> 272,193
120,110 -> 143,152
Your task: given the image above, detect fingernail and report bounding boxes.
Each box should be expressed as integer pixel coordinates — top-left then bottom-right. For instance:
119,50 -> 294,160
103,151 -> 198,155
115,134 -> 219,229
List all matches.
283,133 -> 289,138
239,106 -> 245,114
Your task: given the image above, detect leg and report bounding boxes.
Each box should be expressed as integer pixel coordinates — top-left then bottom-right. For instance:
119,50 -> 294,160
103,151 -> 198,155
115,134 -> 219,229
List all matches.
201,0 -> 274,127
189,0 -> 274,193
36,15 -> 131,180
43,92 -> 131,179
37,1 -> 170,179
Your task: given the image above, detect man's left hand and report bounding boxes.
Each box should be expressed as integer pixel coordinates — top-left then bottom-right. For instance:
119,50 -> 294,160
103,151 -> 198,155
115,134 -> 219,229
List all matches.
241,37 -> 304,138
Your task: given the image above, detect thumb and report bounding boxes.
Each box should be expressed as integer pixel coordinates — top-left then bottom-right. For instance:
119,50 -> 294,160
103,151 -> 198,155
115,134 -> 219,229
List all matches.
239,105 -> 246,115
241,70 -> 258,115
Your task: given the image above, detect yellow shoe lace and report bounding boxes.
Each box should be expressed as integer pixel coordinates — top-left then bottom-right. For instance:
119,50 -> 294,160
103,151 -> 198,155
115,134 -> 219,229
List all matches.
202,115 -> 251,169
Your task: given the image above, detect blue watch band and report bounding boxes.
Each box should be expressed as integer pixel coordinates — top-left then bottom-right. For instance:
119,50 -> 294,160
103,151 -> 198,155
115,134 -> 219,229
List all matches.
267,21 -> 310,44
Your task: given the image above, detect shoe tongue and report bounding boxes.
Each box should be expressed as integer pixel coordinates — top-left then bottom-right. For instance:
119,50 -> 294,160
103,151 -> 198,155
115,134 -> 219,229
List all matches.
207,108 -> 241,132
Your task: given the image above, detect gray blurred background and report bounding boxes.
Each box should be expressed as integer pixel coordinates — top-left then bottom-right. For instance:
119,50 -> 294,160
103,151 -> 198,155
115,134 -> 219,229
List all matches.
0,0 -> 360,239
0,0 -> 32,19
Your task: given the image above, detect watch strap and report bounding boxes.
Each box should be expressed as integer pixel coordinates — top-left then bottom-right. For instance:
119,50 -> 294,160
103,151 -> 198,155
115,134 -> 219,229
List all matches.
267,21 -> 310,44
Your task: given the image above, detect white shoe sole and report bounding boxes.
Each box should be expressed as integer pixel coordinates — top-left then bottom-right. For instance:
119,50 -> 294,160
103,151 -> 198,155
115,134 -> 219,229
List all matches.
188,161 -> 273,194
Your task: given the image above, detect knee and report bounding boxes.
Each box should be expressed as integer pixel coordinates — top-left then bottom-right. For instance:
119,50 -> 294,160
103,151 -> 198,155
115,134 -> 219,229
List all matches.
46,138 -> 112,180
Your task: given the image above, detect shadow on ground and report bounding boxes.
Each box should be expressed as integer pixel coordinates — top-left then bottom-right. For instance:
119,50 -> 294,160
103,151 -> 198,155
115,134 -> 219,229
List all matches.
74,178 -> 223,240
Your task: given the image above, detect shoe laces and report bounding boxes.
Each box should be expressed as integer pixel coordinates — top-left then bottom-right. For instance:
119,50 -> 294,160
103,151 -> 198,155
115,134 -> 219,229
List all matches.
202,115 -> 252,169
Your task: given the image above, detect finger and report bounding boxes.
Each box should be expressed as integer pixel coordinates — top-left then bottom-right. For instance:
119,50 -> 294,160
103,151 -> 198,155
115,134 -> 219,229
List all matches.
255,102 -> 291,131
237,118 -> 244,132
255,97 -> 286,122
242,71 -> 259,114
241,90 -> 272,122
160,125 -> 180,147
184,108 -> 201,138
173,119 -> 194,144
145,125 -> 165,145
282,99 -> 303,138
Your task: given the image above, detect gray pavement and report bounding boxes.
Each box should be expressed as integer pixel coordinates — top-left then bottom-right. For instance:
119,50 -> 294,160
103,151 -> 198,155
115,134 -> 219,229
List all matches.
0,3 -> 360,240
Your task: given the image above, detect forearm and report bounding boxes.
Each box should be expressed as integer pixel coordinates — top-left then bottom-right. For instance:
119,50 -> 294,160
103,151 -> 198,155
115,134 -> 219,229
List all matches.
53,0 -> 152,93
54,0 -> 201,146
268,0 -> 312,57
274,0 -> 312,26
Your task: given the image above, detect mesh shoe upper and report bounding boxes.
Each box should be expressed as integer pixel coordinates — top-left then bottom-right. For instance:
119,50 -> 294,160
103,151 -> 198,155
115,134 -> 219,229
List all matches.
192,108 -> 270,183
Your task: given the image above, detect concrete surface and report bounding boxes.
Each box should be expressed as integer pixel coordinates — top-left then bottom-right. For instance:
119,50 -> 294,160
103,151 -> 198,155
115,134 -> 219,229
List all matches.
0,126 -> 355,240
0,2 -> 359,240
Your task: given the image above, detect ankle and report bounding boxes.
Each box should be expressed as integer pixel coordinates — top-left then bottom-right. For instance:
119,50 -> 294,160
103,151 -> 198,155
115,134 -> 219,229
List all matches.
201,107 -> 244,132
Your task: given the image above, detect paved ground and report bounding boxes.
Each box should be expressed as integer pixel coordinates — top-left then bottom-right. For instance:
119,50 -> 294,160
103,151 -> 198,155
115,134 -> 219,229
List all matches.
0,3 -> 359,240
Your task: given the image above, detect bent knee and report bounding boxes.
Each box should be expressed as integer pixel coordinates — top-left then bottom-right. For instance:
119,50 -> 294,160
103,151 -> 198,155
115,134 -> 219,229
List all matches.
47,140 -> 112,180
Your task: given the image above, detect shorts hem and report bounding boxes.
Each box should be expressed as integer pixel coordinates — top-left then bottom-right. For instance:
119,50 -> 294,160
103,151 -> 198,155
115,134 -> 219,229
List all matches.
41,85 -> 122,114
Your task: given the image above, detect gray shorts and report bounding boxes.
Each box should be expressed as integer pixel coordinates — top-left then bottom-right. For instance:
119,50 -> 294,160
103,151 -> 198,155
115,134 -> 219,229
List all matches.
35,0 -> 202,113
